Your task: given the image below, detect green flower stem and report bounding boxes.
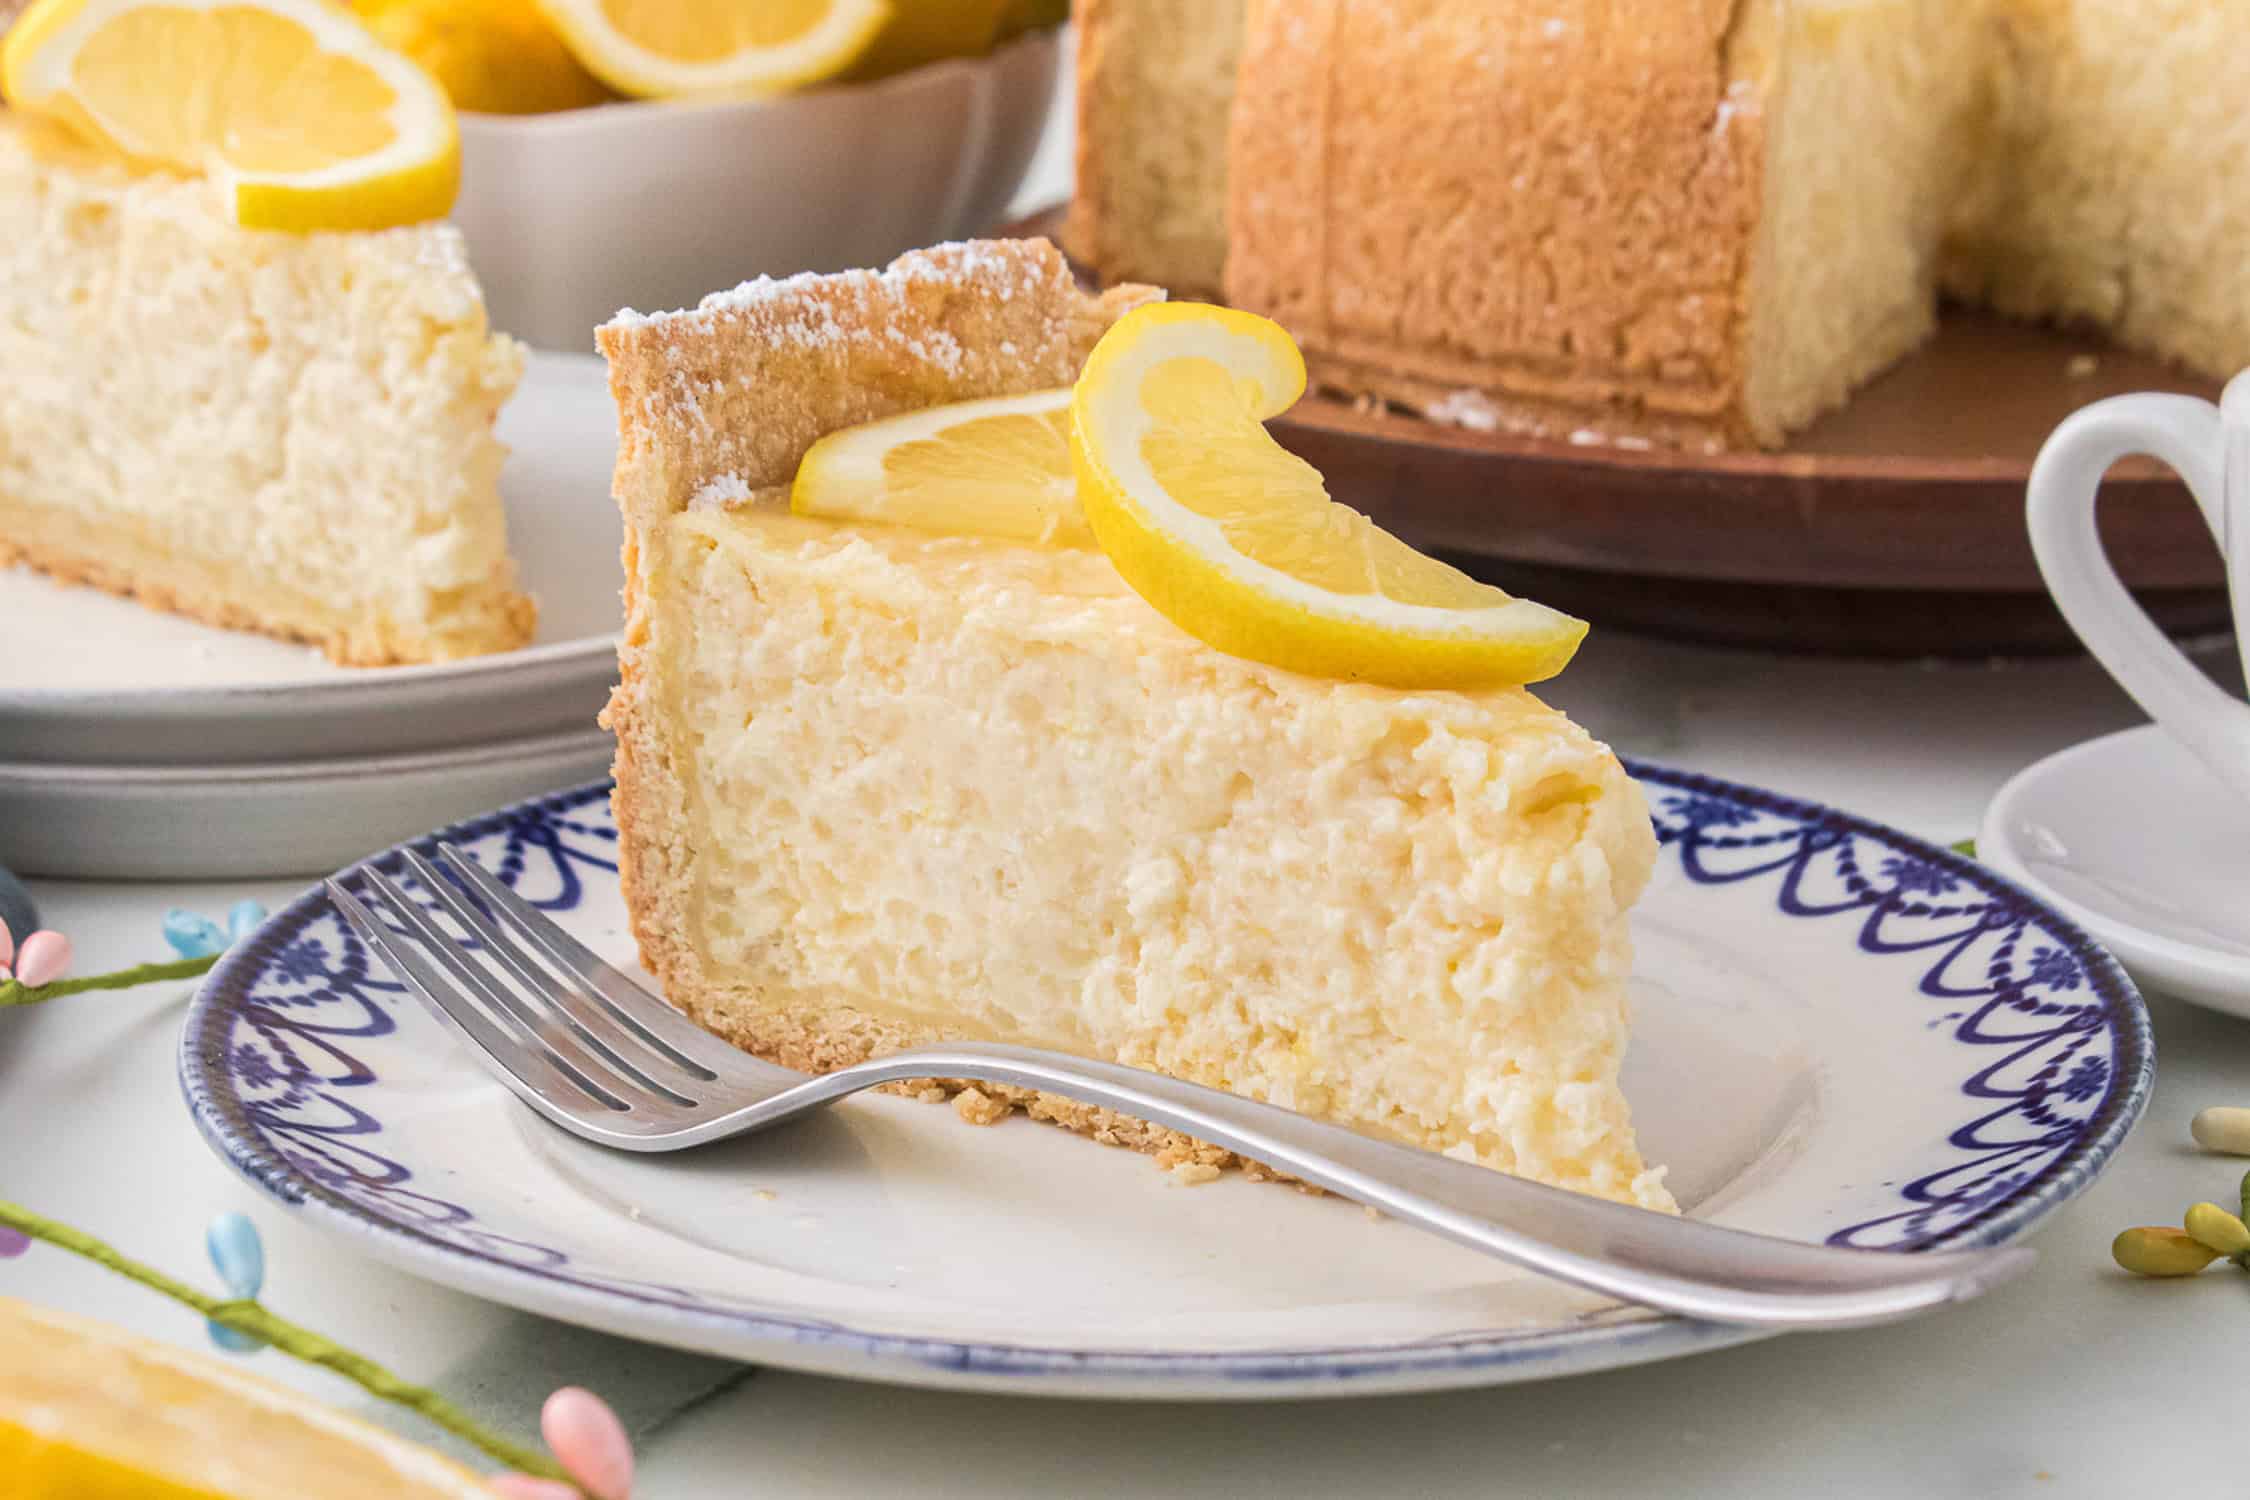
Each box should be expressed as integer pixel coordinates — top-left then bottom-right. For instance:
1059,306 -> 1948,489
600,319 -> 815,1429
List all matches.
0,954 -> 218,1007
0,1199 -> 569,1484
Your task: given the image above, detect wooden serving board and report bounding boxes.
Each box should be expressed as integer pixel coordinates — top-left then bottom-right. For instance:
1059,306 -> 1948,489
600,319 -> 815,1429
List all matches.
1012,205 -> 2229,655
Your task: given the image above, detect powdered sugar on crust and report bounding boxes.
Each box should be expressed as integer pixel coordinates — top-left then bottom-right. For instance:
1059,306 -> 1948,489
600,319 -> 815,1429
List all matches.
596,239 -> 1160,513
689,473 -> 752,511
604,239 -> 1057,340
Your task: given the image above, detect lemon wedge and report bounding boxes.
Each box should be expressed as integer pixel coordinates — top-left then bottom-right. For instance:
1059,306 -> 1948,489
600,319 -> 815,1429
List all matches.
530,0 -> 889,98
0,1296 -> 492,1499
793,386 -> 1092,546
1,0 -> 461,231
1071,303 -> 1588,688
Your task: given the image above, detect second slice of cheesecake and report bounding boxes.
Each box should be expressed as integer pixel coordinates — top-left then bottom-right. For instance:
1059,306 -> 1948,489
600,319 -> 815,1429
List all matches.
0,115 -> 531,666
598,239 -> 1671,1209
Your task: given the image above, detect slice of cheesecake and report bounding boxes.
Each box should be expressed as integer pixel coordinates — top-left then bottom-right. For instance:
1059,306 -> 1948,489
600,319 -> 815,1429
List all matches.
0,114 -> 532,666
597,239 -> 1670,1209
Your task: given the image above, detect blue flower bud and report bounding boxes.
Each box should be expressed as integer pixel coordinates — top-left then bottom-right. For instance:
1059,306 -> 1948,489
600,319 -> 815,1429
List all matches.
204,1212 -> 268,1355
207,1321 -> 265,1354
164,910 -> 228,959
206,1212 -> 265,1299
226,901 -> 269,944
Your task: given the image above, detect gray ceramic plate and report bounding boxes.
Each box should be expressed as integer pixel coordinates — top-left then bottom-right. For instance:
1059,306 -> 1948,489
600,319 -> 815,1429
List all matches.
1,352 -> 621,767
0,727 -> 614,879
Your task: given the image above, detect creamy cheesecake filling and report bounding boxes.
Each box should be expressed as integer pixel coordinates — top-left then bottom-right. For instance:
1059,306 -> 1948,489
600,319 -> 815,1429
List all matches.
649,506 -> 1671,1210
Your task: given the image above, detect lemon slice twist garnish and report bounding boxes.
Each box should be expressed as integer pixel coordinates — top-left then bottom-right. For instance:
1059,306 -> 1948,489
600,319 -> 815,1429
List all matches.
1070,303 -> 1588,688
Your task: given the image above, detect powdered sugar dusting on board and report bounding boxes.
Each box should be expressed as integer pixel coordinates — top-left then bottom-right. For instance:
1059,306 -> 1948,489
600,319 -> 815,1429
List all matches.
1423,389 -> 1501,433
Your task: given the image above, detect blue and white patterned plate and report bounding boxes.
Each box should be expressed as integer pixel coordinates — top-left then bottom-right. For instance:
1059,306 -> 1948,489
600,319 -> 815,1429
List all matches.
178,764 -> 2151,1399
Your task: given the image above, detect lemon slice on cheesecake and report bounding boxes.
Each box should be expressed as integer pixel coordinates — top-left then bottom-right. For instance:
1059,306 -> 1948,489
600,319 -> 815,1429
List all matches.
530,0 -> 891,97
0,1297 -> 492,1499
792,386 -> 1091,546
1070,303 -> 1587,689
796,303 -> 1587,689
1,0 -> 461,232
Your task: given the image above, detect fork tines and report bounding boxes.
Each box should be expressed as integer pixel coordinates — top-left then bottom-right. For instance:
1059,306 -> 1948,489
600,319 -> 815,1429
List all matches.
327,844 -> 742,1128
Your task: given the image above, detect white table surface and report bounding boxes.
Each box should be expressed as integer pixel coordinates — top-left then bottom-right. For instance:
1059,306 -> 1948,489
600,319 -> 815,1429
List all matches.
11,77 -> 2250,1500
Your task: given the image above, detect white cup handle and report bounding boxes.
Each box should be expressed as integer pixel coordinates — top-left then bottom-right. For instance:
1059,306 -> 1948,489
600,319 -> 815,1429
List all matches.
2028,393 -> 2250,800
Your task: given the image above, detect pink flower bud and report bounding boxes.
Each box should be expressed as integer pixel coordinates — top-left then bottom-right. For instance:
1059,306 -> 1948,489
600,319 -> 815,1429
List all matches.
541,1387 -> 632,1500
13,931 -> 69,988
488,1479 -> 581,1500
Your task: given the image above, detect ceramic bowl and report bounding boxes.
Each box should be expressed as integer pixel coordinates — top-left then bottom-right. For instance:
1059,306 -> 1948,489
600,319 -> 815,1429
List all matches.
452,29 -> 1062,352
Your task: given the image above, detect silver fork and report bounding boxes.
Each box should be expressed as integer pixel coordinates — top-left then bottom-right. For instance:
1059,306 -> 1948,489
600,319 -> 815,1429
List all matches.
329,843 -> 2036,1331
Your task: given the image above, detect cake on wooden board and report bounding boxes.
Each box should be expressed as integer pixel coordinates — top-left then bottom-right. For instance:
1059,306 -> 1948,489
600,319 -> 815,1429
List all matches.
1070,0 -> 2249,451
1943,0 -> 2250,387
1062,0 -> 1243,299
0,114 -> 531,665
596,238 -> 1672,1207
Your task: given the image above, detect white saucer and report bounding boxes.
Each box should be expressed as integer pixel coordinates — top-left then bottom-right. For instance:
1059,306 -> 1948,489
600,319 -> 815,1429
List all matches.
1981,724 -> 2250,1015
1,351 -> 621,766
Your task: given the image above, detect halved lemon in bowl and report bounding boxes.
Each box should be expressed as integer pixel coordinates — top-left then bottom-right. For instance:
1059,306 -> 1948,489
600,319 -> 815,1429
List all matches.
1070,303 -> 1588,689
0,1296 -> 492,1499
352,0 -> 614,116
529,0 -> 891,98
792,386 -> 1091,546
846,0 -> 1009,80
0,0 -> 461,232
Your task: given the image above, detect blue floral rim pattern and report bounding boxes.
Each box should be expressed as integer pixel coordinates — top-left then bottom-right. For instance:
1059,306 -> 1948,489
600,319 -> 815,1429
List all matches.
177,763 -> 2151,1387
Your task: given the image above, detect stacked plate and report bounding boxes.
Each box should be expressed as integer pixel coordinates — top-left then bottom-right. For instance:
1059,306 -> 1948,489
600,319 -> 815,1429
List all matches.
0,353 -> 623,878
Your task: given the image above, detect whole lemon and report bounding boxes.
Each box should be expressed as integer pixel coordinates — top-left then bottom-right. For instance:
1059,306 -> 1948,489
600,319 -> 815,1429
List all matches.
847,0 -> 1013,80
354,0 -> 613,115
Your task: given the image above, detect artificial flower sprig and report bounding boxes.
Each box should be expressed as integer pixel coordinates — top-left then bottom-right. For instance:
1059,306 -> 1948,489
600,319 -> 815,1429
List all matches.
0,901 -> 271,1006
0,916 -> 74,996
1,899 -> 639,1494
2111,1186 -> 2250,1276
0,1199 -> 564,1478
2112,1109 -> 2250,1278
1,1201 -> 636,1495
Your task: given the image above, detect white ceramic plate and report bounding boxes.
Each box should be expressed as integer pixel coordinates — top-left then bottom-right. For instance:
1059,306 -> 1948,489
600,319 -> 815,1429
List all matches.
1,352 -> 621,767
1982,724 -> 2250,1016
180,763 -> 2150,1399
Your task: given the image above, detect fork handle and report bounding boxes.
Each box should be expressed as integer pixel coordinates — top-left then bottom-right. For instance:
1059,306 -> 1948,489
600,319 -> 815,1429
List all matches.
821,1043 -> 2031,1330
